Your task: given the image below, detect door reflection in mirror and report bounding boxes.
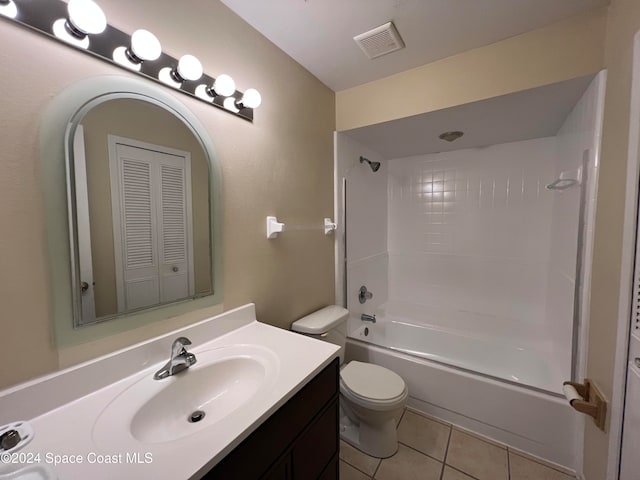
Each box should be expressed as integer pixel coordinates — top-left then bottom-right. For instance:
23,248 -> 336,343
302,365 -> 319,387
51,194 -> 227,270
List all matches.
70,98 -> 212,324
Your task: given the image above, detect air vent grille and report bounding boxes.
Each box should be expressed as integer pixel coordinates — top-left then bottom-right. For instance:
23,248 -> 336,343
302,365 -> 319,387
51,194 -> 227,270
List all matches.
354,21 -> 405,60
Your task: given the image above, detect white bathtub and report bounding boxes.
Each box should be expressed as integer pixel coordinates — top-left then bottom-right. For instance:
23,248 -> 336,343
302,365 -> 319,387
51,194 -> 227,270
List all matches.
345,304 -> 579,470
351,301 -> 570,394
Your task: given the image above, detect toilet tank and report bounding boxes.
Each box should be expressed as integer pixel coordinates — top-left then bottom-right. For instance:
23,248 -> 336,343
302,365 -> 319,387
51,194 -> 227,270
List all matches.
291,305 -> 349,363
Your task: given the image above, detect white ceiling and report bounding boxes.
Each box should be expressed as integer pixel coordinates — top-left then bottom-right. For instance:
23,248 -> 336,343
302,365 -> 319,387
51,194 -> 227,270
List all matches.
344,74 -> 594,159
220,0 -> 607,91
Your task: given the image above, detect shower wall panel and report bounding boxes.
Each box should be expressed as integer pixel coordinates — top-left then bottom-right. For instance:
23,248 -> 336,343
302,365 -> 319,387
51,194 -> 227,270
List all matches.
546,75 -> 605,379
335,133 -> 388,324
387,137 -> 559,336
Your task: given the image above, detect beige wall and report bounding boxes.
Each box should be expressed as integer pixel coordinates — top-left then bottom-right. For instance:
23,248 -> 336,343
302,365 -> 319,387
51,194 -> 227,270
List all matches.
583,0 -> 640,478
336,7 -> 607,132
0,0 -> 335,389
82,99 -> 211,317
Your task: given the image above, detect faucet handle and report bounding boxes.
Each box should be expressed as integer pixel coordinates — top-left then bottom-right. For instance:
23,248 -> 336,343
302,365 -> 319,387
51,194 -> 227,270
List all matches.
359,286 -> 374,304
171,337 -> 192,356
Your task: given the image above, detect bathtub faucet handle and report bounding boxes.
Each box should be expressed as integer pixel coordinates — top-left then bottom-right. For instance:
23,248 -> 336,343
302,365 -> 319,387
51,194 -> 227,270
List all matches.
361,313 -> 376,323
359,286 -> 373,304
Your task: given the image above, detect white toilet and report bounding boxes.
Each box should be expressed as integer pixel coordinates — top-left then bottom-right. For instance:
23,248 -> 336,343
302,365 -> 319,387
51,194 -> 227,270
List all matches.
292,305 -> 408,458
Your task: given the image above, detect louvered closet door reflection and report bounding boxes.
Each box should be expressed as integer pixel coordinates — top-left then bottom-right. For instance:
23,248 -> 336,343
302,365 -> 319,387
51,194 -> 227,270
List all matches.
115,143 -> 190,310
157,159 -> 189,303
118,148 -> 160,310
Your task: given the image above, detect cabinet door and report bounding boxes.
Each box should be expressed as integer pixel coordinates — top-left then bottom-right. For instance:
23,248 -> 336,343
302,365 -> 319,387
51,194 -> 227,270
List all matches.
205,359 -> 338,479
317,458 -> 338,480
262,455 -> 290,480
292,400 -> 338,479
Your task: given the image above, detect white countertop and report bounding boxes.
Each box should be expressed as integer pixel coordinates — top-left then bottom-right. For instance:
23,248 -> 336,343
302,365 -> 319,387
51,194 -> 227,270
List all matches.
0,304 -> 339,480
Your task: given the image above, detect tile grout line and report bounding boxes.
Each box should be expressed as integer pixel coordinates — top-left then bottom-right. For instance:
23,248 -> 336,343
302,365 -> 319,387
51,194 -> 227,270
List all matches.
441,428 -> 489,480
440,424 -> 453,480
404,406 -> 452,428
368,407 -> 410,479
397,407 -> 407,429
372,455 -> 382,480
338,442 -> 382,479
340,456 -> 379,479
398,440 -> 449,465
447,465 -> 482,480
509,449 -> 577,477
343,405 -> 408,480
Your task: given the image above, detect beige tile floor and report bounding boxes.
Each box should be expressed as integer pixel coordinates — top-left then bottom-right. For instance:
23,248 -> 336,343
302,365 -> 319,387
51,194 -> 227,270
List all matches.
339,409 -> 577,480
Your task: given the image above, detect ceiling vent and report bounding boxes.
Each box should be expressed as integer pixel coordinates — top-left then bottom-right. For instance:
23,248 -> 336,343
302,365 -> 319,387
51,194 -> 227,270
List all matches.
354,21 -> 405,60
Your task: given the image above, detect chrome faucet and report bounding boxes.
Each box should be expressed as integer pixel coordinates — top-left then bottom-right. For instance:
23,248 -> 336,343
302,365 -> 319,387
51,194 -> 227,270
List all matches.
153,337 -> 197,380
361,313 -> 376,323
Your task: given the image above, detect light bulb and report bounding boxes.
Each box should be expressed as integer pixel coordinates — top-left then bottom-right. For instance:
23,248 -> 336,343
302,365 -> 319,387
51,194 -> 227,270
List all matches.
67,0 -> 107,35
53,18 -> 90,48
240,88 -> 262,109
130,29 -> 161,62
195,85 -> 214,102
174,54 -> 203,82
223,97 -> 239,113
158,67 -> 181,88
112,46 -> 141,71
0,0 -> 17,19
211,74 -> 236,97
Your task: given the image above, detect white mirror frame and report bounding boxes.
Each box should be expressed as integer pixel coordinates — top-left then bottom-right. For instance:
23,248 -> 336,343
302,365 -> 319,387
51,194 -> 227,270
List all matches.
40,75 -> 223,347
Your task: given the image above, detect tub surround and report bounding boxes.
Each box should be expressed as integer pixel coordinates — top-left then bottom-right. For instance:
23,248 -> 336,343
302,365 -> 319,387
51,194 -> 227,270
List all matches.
0,304 -> 339,479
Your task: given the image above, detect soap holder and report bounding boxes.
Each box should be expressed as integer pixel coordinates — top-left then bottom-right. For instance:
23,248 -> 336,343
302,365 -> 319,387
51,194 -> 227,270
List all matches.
0,421 -> 34,454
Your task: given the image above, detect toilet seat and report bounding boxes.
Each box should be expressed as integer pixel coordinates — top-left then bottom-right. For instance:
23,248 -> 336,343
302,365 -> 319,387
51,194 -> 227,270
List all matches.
340,361 -> 407,409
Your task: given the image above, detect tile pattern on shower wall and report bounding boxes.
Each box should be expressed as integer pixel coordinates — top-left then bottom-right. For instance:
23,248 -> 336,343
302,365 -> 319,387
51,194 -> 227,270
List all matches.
387,137 -> 558,328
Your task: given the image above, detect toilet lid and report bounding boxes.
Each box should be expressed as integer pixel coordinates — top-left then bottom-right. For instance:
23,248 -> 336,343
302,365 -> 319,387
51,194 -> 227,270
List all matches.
340,361 -> 406,401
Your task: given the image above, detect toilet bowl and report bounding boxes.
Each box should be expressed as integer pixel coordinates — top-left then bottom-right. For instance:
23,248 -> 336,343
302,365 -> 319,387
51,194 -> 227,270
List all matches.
291,306 -> 408,458
340,360 -> 408,457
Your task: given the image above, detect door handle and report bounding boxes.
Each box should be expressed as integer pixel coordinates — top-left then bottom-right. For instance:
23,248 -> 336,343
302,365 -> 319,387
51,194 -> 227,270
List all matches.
81,281 -> 89,293
172,266 -> 179,272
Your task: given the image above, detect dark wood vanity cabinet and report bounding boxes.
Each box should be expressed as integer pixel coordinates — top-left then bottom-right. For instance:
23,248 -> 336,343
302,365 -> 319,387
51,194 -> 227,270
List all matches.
203,358 -> 340,480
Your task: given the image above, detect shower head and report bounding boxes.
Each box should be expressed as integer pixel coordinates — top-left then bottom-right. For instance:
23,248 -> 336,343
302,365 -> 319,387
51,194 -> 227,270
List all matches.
360,156 -> 381,173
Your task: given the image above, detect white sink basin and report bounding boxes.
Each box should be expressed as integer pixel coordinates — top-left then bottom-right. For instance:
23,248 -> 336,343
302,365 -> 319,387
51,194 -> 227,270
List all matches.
92,344 -> 279,446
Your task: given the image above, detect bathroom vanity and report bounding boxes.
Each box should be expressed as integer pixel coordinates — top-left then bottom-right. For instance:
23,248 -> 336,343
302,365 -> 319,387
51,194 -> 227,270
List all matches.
0,304 -> 339,479
205,358 -> 339,479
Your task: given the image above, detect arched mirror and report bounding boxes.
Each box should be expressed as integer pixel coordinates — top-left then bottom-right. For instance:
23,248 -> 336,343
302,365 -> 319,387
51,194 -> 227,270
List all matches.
41,76 -> 222,341
68,96 -> 214,325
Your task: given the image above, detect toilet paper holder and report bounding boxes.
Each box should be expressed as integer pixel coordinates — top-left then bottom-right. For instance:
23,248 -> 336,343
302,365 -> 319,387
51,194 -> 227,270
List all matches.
562,379 -> 607,431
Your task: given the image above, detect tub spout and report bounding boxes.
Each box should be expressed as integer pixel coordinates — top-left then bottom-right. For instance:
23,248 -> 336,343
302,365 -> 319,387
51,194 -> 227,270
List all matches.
361,313 -> 376,323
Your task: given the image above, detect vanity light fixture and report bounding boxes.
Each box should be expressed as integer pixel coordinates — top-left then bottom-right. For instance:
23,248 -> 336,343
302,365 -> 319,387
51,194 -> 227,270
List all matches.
159,54 -> 203,89
2,0 -> 261,121
0,0 -> 17,19
209,74 -> 236,97
236,88 -> 262,109
172,54 -> 204,82
223,88 -> 262,112
53,0 -> 106,49
195,74 -> 235,103
223,97 -> 240,113
113,29 -> 161,71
